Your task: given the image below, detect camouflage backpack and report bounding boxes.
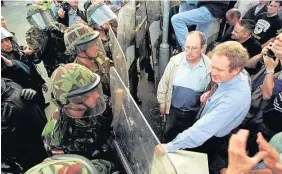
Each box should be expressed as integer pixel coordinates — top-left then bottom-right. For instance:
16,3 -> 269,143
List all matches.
24,154 -> 115,174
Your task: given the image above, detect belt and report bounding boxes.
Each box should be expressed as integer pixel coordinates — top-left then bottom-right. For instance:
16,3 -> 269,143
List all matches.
171,105 -> 196,112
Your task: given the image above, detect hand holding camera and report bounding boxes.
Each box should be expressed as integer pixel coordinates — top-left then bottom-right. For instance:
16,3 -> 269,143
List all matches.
262,37 -> 281,73
58,2 -> 71,18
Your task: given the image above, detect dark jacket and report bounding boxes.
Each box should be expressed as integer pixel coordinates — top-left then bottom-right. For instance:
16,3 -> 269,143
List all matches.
1,50 -> 45,88
1,78 -> 48,173
243,4 -> 268,21
1,59 -> 30,86
197,1 -> 230,18
1,49 -> 46,110
57,5 -> 86,27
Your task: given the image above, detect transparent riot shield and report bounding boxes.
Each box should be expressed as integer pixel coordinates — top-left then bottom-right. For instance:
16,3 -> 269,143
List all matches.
135,2 -> 147,48
108,26 -> 129,87
110,67 -> 177,174
149,20 -> 161,86
110,67 -> 209,174
116,1 -> 136,69
144,1 -> 162,26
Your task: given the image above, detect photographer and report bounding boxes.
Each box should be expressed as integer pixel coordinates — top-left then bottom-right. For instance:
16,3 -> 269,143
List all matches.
51,0 -> 62,19
57,0 -> 86,27
242,33 -> 282,157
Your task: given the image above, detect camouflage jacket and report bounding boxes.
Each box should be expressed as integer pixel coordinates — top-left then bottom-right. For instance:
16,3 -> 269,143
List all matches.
26,25 -> 74,77
75,55 -> 113,96
42,105 -> 113,160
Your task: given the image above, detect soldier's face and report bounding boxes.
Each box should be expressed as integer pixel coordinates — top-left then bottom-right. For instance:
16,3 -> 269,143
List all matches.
101,23 -> 110,30
1,38 -> 13,52
67,90 -> 100,118
86,42 -> 98,58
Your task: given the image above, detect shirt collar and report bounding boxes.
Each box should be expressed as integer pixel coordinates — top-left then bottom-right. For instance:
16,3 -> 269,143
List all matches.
218,73 -> 241,89
182,54 -> 205,68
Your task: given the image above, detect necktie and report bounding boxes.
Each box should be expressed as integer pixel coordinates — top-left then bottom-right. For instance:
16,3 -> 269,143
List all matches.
195,84 -> 218,120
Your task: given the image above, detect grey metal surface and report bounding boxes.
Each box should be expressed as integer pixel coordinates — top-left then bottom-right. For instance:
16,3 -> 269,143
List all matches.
159,0 -> 170,79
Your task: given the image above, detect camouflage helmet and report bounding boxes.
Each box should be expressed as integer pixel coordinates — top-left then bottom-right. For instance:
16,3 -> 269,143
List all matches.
64,23 -> 100,55
25,154 -> 99,174
26,4 -> 54,30
50,63 -> 100,107
86,3 -> 117,27
26,4 -> 45,18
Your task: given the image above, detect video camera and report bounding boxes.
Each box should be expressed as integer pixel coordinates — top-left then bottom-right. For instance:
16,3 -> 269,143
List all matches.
60,2 -> 71,14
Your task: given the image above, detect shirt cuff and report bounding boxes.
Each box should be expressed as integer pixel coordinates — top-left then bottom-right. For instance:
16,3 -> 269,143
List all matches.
166,142 -> 178,153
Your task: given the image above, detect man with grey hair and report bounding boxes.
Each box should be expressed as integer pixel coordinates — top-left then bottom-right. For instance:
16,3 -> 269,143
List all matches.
157,31 -> 211,142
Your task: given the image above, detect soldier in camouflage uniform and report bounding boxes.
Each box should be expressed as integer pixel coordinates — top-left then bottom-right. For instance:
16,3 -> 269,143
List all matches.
64,23 -> 113,96
86,2 -> 118,58
26,4 -> 73,77
42,63 -> 114,162
87,3 -> 143,105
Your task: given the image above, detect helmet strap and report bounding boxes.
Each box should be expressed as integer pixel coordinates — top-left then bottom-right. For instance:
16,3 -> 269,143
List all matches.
65,101 -> 92,116
77,50 -> 96,60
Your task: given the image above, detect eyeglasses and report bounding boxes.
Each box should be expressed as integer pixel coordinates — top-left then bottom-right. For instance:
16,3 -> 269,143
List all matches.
184,46 -> 199,52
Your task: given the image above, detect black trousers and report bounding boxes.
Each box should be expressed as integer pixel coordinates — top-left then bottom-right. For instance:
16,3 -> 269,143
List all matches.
129,61 -> 139,98
189,135 -> 229,166
163,106 -> 197,143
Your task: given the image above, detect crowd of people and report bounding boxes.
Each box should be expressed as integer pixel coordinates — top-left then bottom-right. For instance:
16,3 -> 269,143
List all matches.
1,0 -> 282,174
156,0 -> 282,173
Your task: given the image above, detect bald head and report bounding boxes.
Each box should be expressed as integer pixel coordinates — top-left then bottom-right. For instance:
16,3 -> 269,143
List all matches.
185,31 -> 206,48
184,31 -> 206,63
226,8 -> 241,26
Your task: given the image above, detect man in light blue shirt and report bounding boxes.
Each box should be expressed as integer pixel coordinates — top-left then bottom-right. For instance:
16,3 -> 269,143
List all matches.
155,41 -> 252,165
157,31 -> 211,142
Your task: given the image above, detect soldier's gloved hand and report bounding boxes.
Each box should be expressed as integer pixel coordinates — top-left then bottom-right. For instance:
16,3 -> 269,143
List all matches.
21,88 -> 37,100
44,24 -> 64,38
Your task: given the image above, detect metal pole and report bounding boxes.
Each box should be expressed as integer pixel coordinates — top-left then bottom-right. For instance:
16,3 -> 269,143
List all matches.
159,0 -> 170,79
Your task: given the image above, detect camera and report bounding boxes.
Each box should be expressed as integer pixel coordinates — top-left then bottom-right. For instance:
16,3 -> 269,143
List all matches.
60,2 -> 71,14
266,49 -> 276,59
